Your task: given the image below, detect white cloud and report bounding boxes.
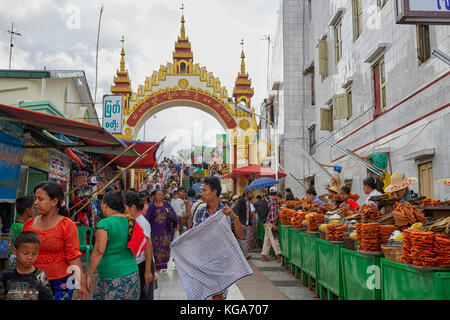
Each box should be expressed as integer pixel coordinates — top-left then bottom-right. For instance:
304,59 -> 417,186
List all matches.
0,0 -> 278,156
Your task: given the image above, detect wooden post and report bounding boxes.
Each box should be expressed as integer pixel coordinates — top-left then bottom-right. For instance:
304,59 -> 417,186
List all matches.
66,143 -> 136,199
69,137 -> 165,216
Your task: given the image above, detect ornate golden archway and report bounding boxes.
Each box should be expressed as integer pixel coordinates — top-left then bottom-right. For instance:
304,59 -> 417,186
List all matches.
111,7 -> 262,188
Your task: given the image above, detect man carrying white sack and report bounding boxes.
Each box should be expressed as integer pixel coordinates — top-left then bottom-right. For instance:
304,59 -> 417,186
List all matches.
170,176 -> 253,300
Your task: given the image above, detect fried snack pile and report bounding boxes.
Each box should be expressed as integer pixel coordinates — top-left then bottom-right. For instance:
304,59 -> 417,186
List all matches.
379,225 -> 396,244
276,196 -> 286,206
279,208 -> 296,225
434,234 -> 450,267
422,198 -> 450,206
342,207 -> 358,217
286,200 -> 302,209
356,222 -> 363,245
392,202 -> 426,229
306,213 -> 325,232
291,212 -> 308,228
349,193 -> 360,200
325,223 -> 348,241
317,203 -> 337,214
299,199 -> 320,212
359,223 -> 381,252
401,230 -> 450,267
359,204 -> 382,222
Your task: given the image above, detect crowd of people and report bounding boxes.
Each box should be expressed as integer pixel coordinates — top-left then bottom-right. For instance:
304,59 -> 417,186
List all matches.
0,158 -> 251,300
1,148 -> 420,302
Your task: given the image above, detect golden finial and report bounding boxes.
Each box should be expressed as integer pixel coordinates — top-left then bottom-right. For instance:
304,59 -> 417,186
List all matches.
180,4 -> 186,39
120,36 -> 126,72
240,39 -> 246,74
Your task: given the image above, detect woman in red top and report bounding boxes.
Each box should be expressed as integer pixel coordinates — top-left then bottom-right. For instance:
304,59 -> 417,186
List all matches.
339,186 -> 360,210
23,182 -> 87,300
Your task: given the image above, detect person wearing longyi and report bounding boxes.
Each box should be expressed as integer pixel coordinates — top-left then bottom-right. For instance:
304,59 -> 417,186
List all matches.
384,172 -> 420,203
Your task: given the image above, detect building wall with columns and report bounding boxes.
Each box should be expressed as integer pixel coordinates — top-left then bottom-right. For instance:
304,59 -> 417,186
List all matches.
270,0 -> 450,201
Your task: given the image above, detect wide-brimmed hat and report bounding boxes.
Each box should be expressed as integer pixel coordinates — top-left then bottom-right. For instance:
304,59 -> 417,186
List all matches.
325,177 -> 345,194
384,172 -> 417,193
438,178 -> 450,186
232,195 -> 239,201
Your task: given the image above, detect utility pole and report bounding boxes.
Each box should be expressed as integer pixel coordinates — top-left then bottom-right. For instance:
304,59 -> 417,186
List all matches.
94,5 -> 104,105
260,34 -> 272,94
7,22 -> 22,70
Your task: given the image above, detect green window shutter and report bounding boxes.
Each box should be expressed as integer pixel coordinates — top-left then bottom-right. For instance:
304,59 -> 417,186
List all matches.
333,94 -> 349,120
320,108 -> 333,131
318,39 -> 328,77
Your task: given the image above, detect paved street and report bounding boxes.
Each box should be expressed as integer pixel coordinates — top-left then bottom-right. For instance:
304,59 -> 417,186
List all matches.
155,249 -> 318,300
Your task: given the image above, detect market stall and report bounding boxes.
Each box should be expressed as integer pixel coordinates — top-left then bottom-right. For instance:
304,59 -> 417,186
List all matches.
277,176 -> 450,300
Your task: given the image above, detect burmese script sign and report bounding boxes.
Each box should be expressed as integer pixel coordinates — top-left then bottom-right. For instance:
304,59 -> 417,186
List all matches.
395,0 -> 450,24
127,89 -> 237,129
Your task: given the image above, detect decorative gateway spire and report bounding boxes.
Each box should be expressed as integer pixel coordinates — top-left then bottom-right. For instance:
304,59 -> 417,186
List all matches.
233,39 -> 254,109
173,3 -> 193,73
111,36 -> 131,103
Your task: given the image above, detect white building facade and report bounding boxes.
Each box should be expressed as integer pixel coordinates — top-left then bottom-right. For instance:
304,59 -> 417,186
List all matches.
268,0 -> 450,201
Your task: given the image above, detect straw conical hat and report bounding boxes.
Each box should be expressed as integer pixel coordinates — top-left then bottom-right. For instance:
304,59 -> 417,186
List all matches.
325,177 -> 345,193
384,172 -> 417,193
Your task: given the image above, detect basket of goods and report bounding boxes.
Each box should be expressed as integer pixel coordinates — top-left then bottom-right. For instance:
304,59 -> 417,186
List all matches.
325,222 -> 348,242
359,204 -> 382,222
368,194 -> 400,206
381,245 -> 403,263
344,231 -> 357,250
279,208 -> 296,225
319,224 -> 327,239
392,202 -> 426,229
306,213 -> 325,232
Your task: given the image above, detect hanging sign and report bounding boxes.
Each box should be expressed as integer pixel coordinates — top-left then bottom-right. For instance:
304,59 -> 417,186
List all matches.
102,95 -> 123,134
0,130 -> 23,201
49,150 -> 71,181
22,141 -> 50,171
395,0 -> 450,24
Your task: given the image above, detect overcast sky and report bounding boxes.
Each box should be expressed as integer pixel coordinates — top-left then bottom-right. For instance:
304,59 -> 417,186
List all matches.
0,0 -> 279,158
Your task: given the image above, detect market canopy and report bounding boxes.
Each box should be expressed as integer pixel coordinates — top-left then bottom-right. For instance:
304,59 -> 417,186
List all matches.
103,140 -> 160,169
0,103 -> 139,156
223,164 -> 287,179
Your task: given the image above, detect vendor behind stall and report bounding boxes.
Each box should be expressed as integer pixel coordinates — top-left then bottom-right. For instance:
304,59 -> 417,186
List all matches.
320,177 -> 345,205
363,177 -> 385,205
384,172 -> 420,202
306,189 -> 324,206
339,186 -> 360,209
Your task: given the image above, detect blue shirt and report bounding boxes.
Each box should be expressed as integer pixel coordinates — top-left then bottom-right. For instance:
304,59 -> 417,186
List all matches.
313,196 -> 325,206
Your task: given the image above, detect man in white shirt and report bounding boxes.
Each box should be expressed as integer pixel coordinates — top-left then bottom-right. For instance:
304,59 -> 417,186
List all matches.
149,176 -> 162,193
